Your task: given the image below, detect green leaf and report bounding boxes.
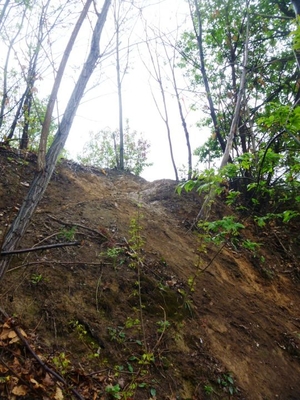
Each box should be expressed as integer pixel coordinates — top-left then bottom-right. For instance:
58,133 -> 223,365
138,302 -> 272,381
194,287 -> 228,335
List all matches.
282,210 -> 299,223
127,362 -> 133,373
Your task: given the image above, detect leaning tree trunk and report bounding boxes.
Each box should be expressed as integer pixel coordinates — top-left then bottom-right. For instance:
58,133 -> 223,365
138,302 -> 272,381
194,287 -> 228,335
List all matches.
37,0 -> 94,171
191,0 -> 226,154
195,3 -> 250,222
0,0 -> 112,283
219,11 -> 249,168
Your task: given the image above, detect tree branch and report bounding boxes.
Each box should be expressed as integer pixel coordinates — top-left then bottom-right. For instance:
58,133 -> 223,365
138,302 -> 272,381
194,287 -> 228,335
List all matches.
0,241 -> 80,256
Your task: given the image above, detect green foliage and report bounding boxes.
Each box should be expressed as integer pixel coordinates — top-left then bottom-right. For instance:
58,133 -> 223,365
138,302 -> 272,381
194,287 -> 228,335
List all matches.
138,352 -> 155,365
200,216 -> 244,245
203,384 -> 214,395
77,120 -> 152,176
26,97 -> 59,152
108,326 -> 126,343
52,352 -> 71,376
101,246 -> 125,270
105,384 -> 121,399
217,373 -> 238,396
177,168 -> 224,196
178,0 -> 300,223
156,320 -> 170,333
125,317 -> 140,329
291,16 -> 300,51
225,190 -> 241,206
242,239 -> 261,252
57,226 -> 76,241
69,320 -> 87,340
257,103 -> 300,133
128,214 -> 145,257
194,135 -> 223,165
30,273 -> 43,284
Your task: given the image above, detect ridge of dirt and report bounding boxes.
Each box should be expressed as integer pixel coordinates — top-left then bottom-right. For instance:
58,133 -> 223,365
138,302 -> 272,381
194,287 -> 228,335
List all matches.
0,151 -> 300,400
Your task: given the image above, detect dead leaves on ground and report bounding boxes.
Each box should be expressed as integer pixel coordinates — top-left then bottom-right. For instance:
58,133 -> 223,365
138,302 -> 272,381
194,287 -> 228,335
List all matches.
0,319 -> 110,399
0,319 -> 58,398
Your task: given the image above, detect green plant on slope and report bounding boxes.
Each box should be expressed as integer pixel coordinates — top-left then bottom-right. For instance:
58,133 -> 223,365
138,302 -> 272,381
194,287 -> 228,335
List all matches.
203,384 -> 214,395
57,226 -> 76,241
30,273 -> 43,284
105,383 -> 121,399
217,372 -> 239,396
102,246 -> 124,270
199,216 -> 245,246
107,326 -> 126,344
126,208 -> 148,354
52,352 -> 71,376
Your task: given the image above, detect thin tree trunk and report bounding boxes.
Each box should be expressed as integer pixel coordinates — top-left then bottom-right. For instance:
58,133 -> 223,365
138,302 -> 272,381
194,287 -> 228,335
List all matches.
169,55 -> 192,179
142,36 -> 179,181
37,0 -> 94,171
195,3 -> 250,222
160,32 -> 193,179
116,21 -> 124,169
292,1 -> 300,70
113,0 -> 133,171
20,91 -> 33,149
0,0 -> 111,283
191,0 -> 226,153
20,1 -> 51,149
0,8 -> 26,133
0,0 -> 10,30
220,10 -> 249,168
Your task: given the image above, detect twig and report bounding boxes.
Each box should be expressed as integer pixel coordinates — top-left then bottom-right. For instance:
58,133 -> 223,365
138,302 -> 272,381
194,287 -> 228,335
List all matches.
0,307 -> 85,400
152,306 -> 167,352
95,270 -> 103,312
0,358 -> 36,393
1,241 -> 80,256
48,214 -> 108,239
199,242 -> 227,274
8,260 -> 104,273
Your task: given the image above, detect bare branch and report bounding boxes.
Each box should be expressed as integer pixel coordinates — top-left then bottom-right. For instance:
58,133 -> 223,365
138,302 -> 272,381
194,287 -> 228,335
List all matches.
1,241 -> 80,256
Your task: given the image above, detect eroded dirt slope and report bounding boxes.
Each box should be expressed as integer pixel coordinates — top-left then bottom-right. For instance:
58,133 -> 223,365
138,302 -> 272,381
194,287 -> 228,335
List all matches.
0,150 -> 300,400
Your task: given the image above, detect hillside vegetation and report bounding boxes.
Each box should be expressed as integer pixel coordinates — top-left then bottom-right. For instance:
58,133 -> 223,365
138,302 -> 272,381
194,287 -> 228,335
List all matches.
0,149 -> 300,400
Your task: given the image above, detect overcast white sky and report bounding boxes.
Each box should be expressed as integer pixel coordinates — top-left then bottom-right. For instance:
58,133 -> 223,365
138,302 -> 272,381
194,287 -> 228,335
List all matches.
61,0 -> 209,181
0,0 -> 208,181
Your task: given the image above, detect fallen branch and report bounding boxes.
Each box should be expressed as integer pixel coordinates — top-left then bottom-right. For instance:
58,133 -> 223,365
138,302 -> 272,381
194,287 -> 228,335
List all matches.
48,214 -> 108,239
1,241 -> 80,256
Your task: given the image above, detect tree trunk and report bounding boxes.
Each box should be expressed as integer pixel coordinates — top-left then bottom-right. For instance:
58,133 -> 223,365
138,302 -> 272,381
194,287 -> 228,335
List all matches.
116,22 -> 124,170
0,7 -> 26,134
0,0 -> 112,283
0,0 -> 10,30
191,0 -> 227,153
143,35 -> 179,181
170,66 -> 192,179
37,0 -> 94,171
219,9 -> 249,168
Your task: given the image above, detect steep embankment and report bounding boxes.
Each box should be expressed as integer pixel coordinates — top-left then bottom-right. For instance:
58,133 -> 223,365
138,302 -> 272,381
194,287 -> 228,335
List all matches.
0,150 -> 300,399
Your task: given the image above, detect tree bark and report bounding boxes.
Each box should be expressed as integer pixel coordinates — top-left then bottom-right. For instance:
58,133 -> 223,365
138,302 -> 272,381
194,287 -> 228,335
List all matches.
0,0 -> 112,283
0,0 -> 10,30
37,0 -> 94,171
116,19 -> 124,169
191,0 -> 227,153
220,8 -> 249,168
0,7 -> 26,133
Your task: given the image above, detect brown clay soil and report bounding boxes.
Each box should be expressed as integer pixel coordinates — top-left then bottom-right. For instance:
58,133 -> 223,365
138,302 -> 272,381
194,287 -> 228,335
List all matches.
0,149 -> 300,400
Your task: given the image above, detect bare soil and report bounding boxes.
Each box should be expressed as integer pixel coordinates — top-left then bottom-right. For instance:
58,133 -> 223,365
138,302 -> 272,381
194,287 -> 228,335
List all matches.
0,149 -> 300,400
